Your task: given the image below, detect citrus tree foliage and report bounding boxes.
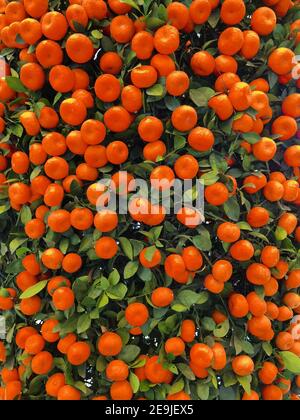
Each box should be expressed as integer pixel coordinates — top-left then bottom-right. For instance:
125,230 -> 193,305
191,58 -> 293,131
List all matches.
0,0 -> 299,402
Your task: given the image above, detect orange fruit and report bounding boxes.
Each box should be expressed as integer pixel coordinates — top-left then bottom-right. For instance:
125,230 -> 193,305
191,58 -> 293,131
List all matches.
151,287 -> 174,307
125,302 -> 149,327
232,355 -> 254,377
98,332 -> 122,357
106,360 -> 129,382
190,343 -> 214,368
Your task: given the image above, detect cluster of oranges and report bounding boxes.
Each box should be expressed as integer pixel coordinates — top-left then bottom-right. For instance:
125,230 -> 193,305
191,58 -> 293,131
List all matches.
0,0 -> 299,401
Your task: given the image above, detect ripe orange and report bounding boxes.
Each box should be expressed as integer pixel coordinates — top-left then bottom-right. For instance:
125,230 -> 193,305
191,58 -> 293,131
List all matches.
190,343 -> 214,368
217,222 -> 241,243
52,287 -> 75,311
139,247 -> 161,269
268,48 -> 295,75
191,51 -> 215,76
154,24 -> 179,55
67,342 -> 91,366
165,337 -> 185,356
229,294 -> 249,318
261,246 -> 280,268
41,319 -> 60,343
145,356 -> 173,384
211,343 -> 227,371
218,27 -> 244,56
262,385 -> 283,401
125,302 -> 149,327
57,385 -> 81,401
276,332 -> 294,350
31,351 -> 54,375
251,7 -> 276,35
242,390 -> 260,401
232,355 -> 254,377
182,246 -> 203,272
98,332 -> 123,357
247,292 -> 267,317
24,334 -> 45,355
205,182 -> 229,206
180,320 -> 196,343
110,380 -> 133,401
212,260 -> 233,282
95,237 -> 118,259
189,0 -> 211,24
106,360 -> 129,382
46,373 -> 66,398
246,263 -> 271,286
230,240 -> 254,261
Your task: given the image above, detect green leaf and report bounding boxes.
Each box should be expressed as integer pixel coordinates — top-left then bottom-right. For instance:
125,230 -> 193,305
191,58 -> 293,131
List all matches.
96,356 -> 107,373
20,280 -> 48,299
208,9 -> 220,28
201,171 -> 219,186
275,226 -> 288,241
106,283 -> 127,300
108,269 -> 120,286
20,206 -> 32,225
74,381 -> 92,396
165,378 -> 183,396
197,291 -> 209,305
131,240 -> 144,258
9,238 -> 27,254
146,84 -> 165,97
174,135 -> 186,151
29,375 -> 46,395
241,341 -> 255,355
77,314 -> 91,334
30,166 -> 42,182
209,153 -> 228,173
119,345 -> 141,363
213,319 -> 230,338
72,20 -> 86,33
165,96 -> 180,111
59,238 -> 69,254
119,237 -> 134,260
224,197 -> 241,222
91,30 -> 103,40
177,290 -> 201,309
0,203 -> 10,215
197,383 -> 210,400
223,372 -> 237,387
193,228 -> 212,251
171,303 -> 188,312
219,386 -> 236,400
177,363 -> 195,380
5,259 -> 23,274
5,76 -> 27,93
237,375 -> 252,395
129,372 -> 140,393
262,342 -> 273,356
146,16 -> 165,30
120,0 -> 141,11
279,351 -> 300,374
237,221 -> 252,231
138,267 -> 153,282
53,92 -> 62,105
241,132 -> 261,144
98,293 -> 109,308
144,246 -> 157,262
101,36 -> 115,52
79,235 -> 93,252
202,317 -> 216,331
190,87 -> 215,107
124,261 -> 139,279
